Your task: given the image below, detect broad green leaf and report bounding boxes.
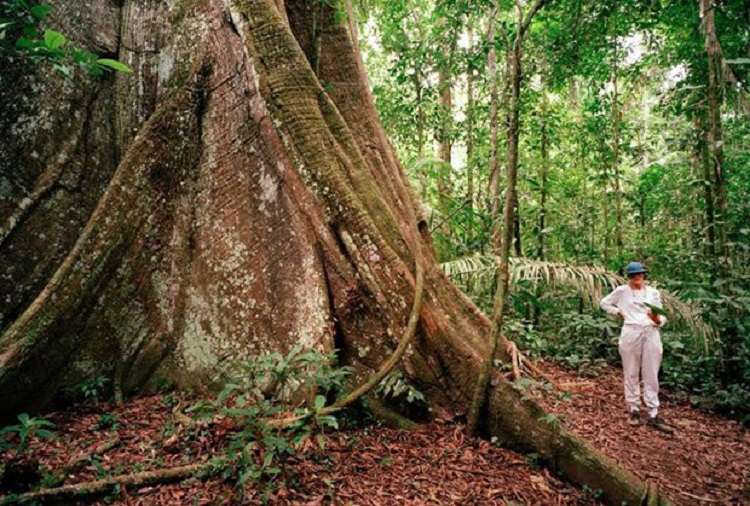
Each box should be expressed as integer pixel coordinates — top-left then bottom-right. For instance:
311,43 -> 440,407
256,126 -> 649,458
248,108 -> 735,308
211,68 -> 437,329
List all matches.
642,302 -> 669,317
262,452 -> 274,469
34,429 -> 55,439
96,58 -> 133,73
43,29 -> 66,49
30,5 -> 53,19
15,37 -> 35,49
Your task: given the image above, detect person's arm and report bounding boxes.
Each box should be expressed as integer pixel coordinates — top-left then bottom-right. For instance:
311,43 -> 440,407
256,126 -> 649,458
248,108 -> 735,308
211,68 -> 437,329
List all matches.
600,286 -> 624,318
648,289 -> 668,327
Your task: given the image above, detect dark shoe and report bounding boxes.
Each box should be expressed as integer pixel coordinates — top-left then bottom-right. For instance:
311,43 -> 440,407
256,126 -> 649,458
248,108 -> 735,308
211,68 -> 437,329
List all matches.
647,415 -> 674,434
628,411 -> 641,426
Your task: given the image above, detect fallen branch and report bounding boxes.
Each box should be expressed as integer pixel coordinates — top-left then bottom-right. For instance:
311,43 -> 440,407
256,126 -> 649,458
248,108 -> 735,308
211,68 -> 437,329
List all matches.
65,437 -> 121,473
0,462 -> 215,505
43,437 -> 124,488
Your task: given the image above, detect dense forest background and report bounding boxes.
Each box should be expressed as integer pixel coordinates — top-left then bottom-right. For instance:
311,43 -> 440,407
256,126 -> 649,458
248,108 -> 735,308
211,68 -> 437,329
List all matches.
357,0 -> 750,421
0,0 -> 749,503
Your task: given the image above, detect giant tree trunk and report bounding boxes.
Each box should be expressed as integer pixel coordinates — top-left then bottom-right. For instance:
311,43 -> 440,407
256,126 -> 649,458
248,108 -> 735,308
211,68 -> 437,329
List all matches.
0,0 -> 668,503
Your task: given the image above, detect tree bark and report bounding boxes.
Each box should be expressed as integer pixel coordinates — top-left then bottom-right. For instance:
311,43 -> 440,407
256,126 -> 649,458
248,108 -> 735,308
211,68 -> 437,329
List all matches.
602,152 -> 610,266
537,81 -> 549,261
700,0 -> 728,264
416,76 -> 427,199
487,4 -> 502,252
466,25 -> 475,214
611,17 -> 624,263
436,18 -> 454,228
513,193 -> 522,257
692,116 -> 717,263
0,0 -> 670,503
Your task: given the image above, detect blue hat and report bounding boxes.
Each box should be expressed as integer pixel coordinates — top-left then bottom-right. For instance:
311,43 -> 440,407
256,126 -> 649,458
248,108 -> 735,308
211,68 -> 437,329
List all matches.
625,261 -> 648,276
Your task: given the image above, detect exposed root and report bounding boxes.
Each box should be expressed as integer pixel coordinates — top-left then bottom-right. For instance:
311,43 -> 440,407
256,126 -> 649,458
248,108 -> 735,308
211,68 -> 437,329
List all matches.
520,356 -> 561,389
362,394 -> 421,431
0,462 -> 214,505
325,240 -> 424,412
644,480 -> 659,506
40,437 -> 122,490
485,377 -> 672,505
508,341 -> 521,381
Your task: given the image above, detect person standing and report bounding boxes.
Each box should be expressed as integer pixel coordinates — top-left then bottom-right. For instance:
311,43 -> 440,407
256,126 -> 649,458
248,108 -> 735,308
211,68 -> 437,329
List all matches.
600,261 -> 674,433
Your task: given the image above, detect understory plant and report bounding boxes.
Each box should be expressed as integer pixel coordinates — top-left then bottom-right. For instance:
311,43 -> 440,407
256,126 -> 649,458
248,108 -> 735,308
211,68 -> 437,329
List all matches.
0,414 -> 56,457
187,346 -> 352,501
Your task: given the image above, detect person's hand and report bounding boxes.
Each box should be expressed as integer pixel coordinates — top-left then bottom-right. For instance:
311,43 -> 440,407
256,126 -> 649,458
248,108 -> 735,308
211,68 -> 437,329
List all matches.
617,310 -> 625,319
647,311 -> 660,325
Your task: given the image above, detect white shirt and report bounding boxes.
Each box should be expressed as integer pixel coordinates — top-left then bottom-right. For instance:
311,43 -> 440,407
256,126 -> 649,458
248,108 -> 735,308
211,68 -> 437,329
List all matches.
600,285 -> 667,327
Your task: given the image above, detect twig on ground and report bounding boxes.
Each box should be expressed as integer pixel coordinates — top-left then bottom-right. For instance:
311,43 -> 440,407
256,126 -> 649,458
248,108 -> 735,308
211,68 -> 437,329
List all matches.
678,490 -> 719,503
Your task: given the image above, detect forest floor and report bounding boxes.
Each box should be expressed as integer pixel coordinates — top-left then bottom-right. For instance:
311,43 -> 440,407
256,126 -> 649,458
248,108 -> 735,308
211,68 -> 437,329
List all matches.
0,364 -> 747,506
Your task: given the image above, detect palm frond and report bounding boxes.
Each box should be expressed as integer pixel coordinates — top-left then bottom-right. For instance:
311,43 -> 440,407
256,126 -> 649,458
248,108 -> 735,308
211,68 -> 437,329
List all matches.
441,255 -> 717,350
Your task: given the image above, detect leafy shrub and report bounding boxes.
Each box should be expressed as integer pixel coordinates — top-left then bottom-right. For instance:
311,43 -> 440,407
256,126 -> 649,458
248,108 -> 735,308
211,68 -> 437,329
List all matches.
0,414 -> 56,456
64,375 -> 110,404
375,369 -> 425,404
187,347 -> 352,500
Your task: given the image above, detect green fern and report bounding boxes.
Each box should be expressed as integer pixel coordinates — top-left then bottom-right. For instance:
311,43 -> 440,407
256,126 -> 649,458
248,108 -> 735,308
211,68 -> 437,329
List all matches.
441,255 -> 717,349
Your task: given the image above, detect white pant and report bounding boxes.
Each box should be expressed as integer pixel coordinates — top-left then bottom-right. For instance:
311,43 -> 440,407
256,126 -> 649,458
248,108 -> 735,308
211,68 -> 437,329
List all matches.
618,324 -> 663,418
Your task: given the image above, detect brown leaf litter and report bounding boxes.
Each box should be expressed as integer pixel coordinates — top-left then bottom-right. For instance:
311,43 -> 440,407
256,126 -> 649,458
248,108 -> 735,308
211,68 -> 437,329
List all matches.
1,363 -> 747,505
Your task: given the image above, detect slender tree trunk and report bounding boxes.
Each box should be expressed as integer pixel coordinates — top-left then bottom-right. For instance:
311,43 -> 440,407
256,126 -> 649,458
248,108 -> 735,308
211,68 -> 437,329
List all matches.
700,119 -> 717,262
602,154 -> 610,266
700,0 -> 728,263
467,0 -> 544,435
467,40 -> 522,436
513,194 -> 522,256
537,84 -> 549,260
466,26 -> 475,213
415,75 -> 427,199
411,16 -> 427,200
534,87 -> 548,327
611,21 -> 624,263
437,27 -> 453,227
487,3 -> 501,252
